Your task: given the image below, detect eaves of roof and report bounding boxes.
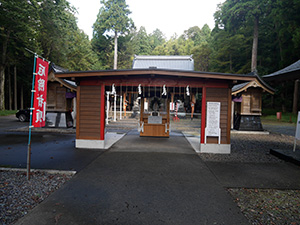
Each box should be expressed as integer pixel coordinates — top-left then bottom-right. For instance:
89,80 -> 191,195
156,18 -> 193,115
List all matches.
263,59 -> 300,81
55,68 -> 256,82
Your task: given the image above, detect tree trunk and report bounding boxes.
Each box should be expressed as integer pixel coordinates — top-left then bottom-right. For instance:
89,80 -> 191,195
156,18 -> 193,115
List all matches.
275,22 -> 284,62
14,65 -> 17,110
113,31 -> 118,70
8,66 -> 12,110
21,85 -> 24,109
281,83 -> 286,113
229,54 -> 232,72
251,16 -> 259,73
0,30 -> 10,111
0,66 -> 5,110
293,79 -> 299,114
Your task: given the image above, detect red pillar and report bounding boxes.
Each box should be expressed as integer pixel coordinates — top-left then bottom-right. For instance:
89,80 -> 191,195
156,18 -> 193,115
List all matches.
100,83 -> 105,140
200,87 -> 206,144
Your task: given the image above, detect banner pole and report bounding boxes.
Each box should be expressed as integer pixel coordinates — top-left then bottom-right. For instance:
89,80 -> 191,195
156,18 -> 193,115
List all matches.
27,53 -> 37,180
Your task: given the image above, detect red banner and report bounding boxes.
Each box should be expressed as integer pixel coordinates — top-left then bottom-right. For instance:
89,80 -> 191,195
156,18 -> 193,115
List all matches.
32,57 -> 49,127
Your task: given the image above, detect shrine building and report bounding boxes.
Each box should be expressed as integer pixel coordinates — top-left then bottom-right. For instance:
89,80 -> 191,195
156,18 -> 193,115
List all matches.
55,56 -> 258,154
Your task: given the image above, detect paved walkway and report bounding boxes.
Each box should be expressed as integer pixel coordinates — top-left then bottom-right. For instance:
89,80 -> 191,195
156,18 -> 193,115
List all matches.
15,130 -> 300,225
16,133 -> 249,225
1,115 -> 300,224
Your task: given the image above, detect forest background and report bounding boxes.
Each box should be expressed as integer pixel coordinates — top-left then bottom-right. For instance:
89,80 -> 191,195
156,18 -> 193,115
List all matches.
0,0 -> 299,112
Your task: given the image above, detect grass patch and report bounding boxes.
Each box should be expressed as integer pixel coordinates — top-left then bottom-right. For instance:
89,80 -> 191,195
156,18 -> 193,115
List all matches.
0,110 -> 17,116
262,109 -> 297,124
0,165 -> 12,168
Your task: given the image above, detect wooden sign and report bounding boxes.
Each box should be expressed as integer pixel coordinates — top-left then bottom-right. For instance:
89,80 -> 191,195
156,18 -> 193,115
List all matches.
206,102 -> 221,136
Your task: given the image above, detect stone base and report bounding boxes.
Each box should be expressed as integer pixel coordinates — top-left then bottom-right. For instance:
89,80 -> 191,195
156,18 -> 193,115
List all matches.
237,115 -> 263,131
76,139 -> 105,149
200,144 -> 231,154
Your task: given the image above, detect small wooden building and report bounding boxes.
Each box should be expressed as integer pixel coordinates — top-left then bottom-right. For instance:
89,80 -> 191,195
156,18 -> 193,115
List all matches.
55,68 -> 257,154
47,64 -> 77,127
232,77 -> 274,131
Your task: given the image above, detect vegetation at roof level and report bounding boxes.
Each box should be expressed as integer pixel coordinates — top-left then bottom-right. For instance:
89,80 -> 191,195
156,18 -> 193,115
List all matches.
0,0 -> 299,112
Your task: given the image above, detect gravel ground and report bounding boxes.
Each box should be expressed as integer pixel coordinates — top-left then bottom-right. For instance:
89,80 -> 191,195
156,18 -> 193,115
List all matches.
199,132 -> 300,225
199,133 -> 293,163
228,188 -> 300,225
0,170 -> 74,225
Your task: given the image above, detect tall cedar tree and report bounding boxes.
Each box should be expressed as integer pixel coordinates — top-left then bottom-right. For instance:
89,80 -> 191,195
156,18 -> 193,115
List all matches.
94,0 -> 134,69
216,0 -> 271,73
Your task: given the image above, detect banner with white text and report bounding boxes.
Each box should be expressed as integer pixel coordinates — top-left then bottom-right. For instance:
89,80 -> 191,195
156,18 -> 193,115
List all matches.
32,57 -> 49,127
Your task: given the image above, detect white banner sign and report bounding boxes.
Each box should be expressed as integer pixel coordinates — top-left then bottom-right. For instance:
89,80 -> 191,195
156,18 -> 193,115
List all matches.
293,111 -> 300,151
206,102 -> 221,136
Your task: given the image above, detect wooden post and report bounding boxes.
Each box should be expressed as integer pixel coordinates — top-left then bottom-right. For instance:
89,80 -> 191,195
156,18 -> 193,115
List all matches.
20,85 -> 24,109
201,87 -> 206,144
293,79 -> 299,114
8,66 -> 12,110
120,95 -> 122,120
100,84 -> 105,140
106,92 -> 110,125
123,93 -> 127,117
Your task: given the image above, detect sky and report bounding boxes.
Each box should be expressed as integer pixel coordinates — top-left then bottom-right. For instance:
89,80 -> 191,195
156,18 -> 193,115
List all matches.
68,0 -> 225,40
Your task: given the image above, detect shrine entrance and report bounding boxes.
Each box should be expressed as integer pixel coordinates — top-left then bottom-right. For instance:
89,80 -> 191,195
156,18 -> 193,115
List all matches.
55,69 -> 256,154
104,85 -> 202,138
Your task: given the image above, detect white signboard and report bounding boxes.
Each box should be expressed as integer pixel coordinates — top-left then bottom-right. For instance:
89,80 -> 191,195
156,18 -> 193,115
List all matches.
206,102 -> 221,136
293,111 -> 300,151
295,111 -> 300,140
148,116 -> 162,124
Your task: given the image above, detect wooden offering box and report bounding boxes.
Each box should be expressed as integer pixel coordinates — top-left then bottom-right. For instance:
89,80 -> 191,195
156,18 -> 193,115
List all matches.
139,98 -> 170,137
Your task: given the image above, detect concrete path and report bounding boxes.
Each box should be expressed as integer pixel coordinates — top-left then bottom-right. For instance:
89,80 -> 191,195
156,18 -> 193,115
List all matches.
262,120 -> 296,137
16,133 -> 249,225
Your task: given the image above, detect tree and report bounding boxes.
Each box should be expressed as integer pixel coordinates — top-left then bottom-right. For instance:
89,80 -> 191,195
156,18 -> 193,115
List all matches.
132,26 -> 151,55
94,0 -> 134,69
149,29 -> 166,51
192,42 -> 212,71
215,0 -> 271,73
0,0 -> 40,110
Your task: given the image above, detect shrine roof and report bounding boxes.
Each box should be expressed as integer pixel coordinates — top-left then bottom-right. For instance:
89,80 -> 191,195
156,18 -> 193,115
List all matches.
263,59 -> 300,81
232,75 -> 275,95
132,55 -> 194,71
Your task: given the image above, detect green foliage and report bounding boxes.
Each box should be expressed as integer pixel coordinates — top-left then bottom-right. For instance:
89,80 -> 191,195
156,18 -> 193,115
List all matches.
0,110 -> 17,116
132,27 -> 152,55
1,0 -> 299,113
95,0 -> 134,36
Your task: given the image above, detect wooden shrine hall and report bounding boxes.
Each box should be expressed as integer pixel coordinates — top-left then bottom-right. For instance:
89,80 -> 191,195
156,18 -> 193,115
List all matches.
55,68 -> 257,154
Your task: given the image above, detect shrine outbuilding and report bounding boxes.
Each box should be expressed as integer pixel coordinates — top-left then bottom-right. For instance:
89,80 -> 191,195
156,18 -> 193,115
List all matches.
231,76 -> 275,131
47,64 -> 77,128
55,67 -> 257,154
